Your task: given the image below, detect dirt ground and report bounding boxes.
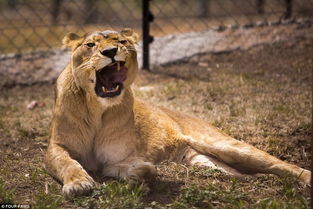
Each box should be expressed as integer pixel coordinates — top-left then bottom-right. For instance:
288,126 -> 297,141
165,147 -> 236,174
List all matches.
0,37 -> 311,208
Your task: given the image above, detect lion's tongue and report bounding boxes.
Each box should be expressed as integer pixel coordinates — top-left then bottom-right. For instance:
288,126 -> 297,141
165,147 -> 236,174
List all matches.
98,66 -> 127,89
112,66 -> 127,83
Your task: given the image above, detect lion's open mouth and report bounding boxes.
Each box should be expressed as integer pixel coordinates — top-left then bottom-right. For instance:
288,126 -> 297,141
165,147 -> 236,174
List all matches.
95,61 -> 127,98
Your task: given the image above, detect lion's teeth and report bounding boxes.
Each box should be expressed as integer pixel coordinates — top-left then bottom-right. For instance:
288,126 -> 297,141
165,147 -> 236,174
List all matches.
102,86 -> 106,92
114,85 -> 119,91
117,62 -> 120,72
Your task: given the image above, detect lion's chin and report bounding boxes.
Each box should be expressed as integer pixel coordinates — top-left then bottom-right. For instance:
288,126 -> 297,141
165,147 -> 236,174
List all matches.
97,90 -> 125,108
95,61 -> 127,98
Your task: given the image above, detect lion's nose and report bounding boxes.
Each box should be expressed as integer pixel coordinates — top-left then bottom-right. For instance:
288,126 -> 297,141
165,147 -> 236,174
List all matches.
100,48 -> 117,59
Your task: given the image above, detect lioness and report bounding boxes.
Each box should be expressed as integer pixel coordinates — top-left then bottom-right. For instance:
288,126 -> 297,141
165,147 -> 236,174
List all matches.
46,28 -> 310,197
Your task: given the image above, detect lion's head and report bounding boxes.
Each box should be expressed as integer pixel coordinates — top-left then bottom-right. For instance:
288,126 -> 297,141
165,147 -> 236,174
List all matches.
62,28 -> 138,103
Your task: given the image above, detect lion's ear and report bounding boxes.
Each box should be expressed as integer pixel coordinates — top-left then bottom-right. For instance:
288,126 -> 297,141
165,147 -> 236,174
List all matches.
120,28 -> 139,44
62,33 -> 84,50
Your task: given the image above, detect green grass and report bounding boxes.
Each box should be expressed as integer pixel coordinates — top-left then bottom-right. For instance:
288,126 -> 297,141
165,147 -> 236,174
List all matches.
74,181 -> 145,209
166,180 -> 247,209
32,183 -> 63,209
255,176 -> 309,209
0,179 -> 15,204
1,174 -> 307,209
290,122 -> 312,136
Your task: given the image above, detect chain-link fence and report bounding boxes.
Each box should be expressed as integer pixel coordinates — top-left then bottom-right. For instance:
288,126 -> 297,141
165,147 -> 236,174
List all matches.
0,0 -> 313,70
150,0 -> 313,36
0,0 -> 142,54
146,0 -> 313,70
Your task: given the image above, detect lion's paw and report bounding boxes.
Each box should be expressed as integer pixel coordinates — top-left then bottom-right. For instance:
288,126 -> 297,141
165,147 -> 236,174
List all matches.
127,162 -> 157,183
299,169 -> 311,185
62,174 -> 95,198
125,162 -> 156,194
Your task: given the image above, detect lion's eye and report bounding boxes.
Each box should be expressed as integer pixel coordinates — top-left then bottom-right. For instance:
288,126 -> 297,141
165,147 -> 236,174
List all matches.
86,43 -> 95,48
119,40 -> 127,45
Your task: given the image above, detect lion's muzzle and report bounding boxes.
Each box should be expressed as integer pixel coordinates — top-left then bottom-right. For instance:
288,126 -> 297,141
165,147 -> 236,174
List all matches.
95,61 -> 127,98
100,48 -> 118,60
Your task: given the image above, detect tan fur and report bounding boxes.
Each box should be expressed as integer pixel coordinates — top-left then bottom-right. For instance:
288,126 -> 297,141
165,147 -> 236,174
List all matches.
46,28 -> 311,197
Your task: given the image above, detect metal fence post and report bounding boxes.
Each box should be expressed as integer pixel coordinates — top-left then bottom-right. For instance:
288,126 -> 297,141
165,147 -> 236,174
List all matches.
142,0 -> 154,70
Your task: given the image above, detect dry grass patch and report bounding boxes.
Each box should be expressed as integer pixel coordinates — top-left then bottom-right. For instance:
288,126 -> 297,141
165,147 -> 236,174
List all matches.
0,39 -> 311,208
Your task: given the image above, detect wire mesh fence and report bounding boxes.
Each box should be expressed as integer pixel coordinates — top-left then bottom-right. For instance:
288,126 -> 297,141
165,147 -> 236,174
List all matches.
147,0 -> 313,70
0,0 -> 312,69
0,0 -> 142,54
150,0 -> 313,36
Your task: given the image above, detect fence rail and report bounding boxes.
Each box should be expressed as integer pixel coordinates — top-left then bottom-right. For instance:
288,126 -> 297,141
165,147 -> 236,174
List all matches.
0,0 -> 312,69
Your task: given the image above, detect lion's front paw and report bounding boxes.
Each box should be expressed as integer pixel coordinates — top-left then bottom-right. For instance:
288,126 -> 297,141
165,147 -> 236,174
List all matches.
62,173 -> 95,198
126,162 -> 156,194
127,162 -> 157,183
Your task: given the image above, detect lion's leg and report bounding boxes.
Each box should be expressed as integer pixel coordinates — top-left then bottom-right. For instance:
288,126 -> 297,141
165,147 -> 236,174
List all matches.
45,143 -> 95,197
102,157 -> 156,190
185,135 -> 311,184
183,148 -> 245,178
